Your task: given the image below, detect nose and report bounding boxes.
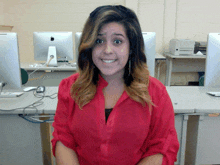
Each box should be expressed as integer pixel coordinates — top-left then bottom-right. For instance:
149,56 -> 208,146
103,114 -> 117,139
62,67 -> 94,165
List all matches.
104,42 -> 113,54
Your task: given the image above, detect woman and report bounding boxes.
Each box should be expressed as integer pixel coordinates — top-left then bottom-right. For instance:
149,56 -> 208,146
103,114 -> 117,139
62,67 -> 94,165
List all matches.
52,5 -> 179,165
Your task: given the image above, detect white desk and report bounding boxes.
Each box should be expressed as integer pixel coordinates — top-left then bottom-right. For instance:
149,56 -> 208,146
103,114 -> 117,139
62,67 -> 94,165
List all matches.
21,54 -> 166,86
0,88 -> 58,165
21,62 -> 77,71
0,86 -> 193,165
167,87 -> 220,165
1,87 -> 219,165
21,62 -> 77,87
177,87 -> 220,165
155,53 -> 166,80
164,53 -> 206,86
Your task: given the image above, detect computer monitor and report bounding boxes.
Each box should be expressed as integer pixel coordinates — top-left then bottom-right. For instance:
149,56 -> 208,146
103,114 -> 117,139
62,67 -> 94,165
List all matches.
204,33 -> 220,89
33,32 -> 74,66
0,33 -> 23,92
75,32 -> 82,66
142,32 -> 156,77
75,32 -> 156,77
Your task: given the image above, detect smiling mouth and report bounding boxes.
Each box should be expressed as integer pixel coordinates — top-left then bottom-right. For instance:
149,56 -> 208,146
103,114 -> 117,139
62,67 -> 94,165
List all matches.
102,59 -> 117,63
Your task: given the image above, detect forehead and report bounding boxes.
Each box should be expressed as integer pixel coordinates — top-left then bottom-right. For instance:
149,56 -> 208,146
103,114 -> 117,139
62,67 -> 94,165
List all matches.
99,22 -> 126,35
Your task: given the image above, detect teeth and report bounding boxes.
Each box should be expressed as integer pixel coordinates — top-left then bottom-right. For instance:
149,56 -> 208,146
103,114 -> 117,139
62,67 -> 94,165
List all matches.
102,59 -> 116,63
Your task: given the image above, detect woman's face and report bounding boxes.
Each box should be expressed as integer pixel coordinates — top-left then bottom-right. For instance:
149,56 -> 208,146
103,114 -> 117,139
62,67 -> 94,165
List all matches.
92,22 -> 130,78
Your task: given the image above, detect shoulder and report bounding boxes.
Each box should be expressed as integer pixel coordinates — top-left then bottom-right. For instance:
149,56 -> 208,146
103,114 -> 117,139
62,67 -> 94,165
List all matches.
148,76 -> 166,93
59,72 -> 79,87
58,72 -> 79,96
148,76 -> 169,103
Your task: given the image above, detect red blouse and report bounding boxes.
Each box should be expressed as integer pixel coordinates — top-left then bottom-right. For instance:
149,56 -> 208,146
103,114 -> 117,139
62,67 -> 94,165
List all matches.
52,73 -> 179,165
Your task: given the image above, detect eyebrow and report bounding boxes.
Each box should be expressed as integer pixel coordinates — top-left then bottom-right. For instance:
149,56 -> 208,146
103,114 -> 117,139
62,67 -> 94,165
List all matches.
98,33 -> 125,38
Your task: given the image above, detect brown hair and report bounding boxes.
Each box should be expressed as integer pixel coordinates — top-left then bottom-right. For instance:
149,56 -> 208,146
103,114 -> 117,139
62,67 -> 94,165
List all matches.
71,5 -> 152,109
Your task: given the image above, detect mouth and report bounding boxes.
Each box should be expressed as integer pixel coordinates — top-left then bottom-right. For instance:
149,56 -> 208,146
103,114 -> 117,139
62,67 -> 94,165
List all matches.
101,59 -> 117,63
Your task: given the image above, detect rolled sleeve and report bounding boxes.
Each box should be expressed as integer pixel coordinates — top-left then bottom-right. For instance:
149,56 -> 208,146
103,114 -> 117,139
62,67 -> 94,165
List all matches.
51,79 -> 77,157
142,88 -> 179,164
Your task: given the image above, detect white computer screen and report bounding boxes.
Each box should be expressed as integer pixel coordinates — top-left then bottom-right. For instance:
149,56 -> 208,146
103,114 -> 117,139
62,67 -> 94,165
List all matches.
0,33 -> 22,92
142,32 -> 156,77
205,33 -> 220,88
33,32 -> 73,66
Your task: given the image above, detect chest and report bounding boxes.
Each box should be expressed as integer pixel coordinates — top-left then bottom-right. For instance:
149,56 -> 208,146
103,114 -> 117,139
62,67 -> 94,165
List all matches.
69,95 -> 151,147
103,85 -> 124,109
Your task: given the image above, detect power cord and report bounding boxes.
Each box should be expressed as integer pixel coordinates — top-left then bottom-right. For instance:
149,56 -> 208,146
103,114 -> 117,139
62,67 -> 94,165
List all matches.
0,88 -> 58,123
28,56 -> 54,81
18,114 -> 54,123
28,62 -> 47,77
33,89 -> 57,99
0,82 -> 6,93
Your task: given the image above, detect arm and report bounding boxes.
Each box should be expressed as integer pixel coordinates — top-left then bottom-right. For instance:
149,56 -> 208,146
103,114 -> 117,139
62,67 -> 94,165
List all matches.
51,78 -> 79,164
56,141 -> 80,165
140,86 -> 179,164
137,154 -> 163,165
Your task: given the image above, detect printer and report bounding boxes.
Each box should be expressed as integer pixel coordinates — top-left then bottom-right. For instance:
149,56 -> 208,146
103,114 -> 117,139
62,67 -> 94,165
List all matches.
169,39 -> 195,55
194,41 -> 207,55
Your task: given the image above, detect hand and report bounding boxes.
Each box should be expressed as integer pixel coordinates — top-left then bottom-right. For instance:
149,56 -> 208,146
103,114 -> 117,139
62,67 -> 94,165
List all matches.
137,154 -> 163,165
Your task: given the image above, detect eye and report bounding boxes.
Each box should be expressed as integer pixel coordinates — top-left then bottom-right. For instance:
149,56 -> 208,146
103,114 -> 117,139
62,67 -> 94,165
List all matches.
114,39 -> 122,44
95,39 -> 104,44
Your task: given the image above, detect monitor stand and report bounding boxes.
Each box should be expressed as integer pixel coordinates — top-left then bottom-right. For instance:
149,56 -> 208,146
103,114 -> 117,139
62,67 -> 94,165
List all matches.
0,92 -> 24,98
207,92 -> 220,97
0,82 -> 23,98
47,46 -> 57,67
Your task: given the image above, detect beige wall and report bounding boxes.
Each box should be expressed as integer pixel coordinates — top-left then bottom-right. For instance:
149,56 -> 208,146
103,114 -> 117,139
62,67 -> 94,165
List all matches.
0,1 -> 4,24
3,0 -> 125,62
1,0 -> 220,85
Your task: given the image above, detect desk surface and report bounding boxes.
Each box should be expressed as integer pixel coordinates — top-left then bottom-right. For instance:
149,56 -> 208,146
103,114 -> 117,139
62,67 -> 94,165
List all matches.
166,87 -> 220,113
155,53 -> 166,60
21,54 -> 166,71
164,52 -> 206,59
1,86 -> 220,115
21,62 -> 77,71
0,87 -> 58,114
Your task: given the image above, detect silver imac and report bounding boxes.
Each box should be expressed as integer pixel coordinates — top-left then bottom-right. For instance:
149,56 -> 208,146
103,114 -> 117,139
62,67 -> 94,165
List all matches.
33,32 -> 74,66
0,33 -> 23,93
75,32 -> 82,66
75,32 -> 156,77
142,32 -> 156,77
205,33 -> 220,90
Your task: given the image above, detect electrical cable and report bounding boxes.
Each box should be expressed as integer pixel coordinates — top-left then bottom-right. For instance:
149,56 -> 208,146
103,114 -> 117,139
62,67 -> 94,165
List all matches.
20,90 -> 57,123
0,90 -> 57,115
18,114 -> 54,123
28,62 -> 47,77
0,82 -> 6,93
28,72 -> 46,81
28,56 -> 54,81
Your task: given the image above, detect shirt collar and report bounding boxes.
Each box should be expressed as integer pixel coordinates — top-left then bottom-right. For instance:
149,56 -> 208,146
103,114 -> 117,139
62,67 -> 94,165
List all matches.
97,74 -> 129,105
97,74 -> 108,89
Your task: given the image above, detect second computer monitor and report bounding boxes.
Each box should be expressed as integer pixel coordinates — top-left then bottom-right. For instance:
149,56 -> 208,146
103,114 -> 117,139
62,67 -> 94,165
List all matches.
75,32 -> 156,77
205,33 -> 220,88
33,32 -> 73,66
142,32 -> 156,77
75,32 -> 82,65
0,32 -> 22,92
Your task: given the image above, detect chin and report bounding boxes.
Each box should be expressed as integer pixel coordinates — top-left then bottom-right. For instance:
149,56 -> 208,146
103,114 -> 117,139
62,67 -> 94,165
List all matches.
100,68 -> 124,77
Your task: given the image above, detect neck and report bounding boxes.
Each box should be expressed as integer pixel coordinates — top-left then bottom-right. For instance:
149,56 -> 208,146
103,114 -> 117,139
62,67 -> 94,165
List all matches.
101,71 -> 124,86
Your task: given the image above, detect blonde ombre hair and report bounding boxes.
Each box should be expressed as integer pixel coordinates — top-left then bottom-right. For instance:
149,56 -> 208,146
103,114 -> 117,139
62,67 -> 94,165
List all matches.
71,5 -> 153,109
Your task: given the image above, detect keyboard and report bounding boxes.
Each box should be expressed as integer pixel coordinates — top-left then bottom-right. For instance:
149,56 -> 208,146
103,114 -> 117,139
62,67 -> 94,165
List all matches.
0,92 -> 24,98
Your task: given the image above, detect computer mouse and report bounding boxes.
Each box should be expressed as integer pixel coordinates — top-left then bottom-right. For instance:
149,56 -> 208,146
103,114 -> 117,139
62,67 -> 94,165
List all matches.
36,86 -> 45,93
